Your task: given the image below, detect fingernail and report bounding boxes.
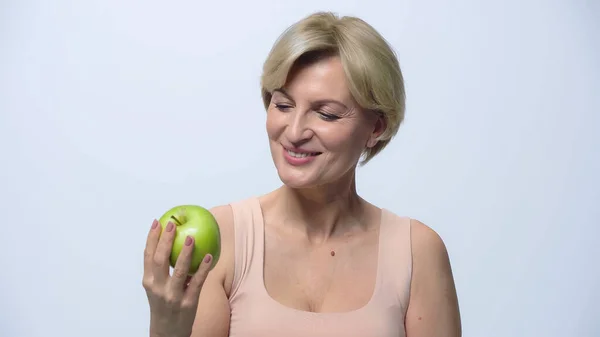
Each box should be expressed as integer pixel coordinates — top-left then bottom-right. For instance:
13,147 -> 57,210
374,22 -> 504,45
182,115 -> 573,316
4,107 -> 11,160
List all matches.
185,236 -> 192,246
204,254 -> 212,264
166,222 -> 174,232
151,219 -> 158,229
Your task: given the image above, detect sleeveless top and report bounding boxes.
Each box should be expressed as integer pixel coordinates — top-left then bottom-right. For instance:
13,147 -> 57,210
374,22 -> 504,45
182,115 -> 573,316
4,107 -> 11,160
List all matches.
227,197 -> 413,337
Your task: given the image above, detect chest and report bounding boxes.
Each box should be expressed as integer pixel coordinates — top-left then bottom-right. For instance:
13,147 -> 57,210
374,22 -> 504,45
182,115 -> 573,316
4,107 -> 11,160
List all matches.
229,302 -> 405,337
263,226 -> 381,313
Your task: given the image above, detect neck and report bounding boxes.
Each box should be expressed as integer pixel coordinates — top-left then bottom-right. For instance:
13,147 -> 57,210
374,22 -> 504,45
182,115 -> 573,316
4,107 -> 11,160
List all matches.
274,173 -> 366,244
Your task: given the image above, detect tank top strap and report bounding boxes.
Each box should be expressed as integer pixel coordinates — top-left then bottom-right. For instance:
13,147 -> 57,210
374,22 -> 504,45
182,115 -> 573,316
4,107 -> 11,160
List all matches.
228,196 -> 265,302
377,209 -> 413,313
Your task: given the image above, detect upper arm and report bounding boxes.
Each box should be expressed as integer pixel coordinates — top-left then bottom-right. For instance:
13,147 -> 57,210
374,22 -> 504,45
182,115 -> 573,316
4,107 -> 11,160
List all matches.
405,219 -> 462,337
190,204 -> 235,337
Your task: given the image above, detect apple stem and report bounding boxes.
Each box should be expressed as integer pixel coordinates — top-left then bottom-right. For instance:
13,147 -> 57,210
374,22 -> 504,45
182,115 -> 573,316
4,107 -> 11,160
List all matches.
170,215 -> 183,226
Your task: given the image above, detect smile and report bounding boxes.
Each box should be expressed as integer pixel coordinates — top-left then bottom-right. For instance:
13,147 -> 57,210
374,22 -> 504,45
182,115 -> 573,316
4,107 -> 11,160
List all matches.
286,150 -> 321,158
281,146 -> 322,166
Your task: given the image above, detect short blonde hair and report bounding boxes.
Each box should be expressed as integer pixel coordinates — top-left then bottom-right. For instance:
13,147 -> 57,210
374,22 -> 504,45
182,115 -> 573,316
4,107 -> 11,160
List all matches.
260,11 -> 406,164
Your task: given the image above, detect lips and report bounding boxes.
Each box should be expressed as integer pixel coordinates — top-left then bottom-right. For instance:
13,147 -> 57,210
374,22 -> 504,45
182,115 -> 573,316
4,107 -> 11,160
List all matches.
285,149 -> 322,158
281,145 -> 322,166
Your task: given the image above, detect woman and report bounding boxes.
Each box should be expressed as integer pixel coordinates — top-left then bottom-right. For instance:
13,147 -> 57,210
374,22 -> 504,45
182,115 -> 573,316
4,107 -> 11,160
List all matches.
142,11 -> 461,337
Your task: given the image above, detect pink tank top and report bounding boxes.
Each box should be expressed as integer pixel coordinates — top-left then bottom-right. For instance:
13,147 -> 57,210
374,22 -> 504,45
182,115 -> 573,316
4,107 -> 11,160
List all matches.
227,197 -> 413,337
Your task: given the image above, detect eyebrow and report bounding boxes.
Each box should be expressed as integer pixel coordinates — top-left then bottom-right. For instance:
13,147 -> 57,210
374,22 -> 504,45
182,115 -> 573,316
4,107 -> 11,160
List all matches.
273,88 -> 349,110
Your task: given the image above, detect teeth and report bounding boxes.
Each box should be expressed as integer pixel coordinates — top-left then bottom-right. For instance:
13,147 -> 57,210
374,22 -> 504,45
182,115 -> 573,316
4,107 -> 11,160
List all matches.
287,150 -> 315,158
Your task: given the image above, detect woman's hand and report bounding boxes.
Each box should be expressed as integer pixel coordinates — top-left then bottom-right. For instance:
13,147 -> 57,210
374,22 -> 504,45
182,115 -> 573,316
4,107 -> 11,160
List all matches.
142,219 -> 214,337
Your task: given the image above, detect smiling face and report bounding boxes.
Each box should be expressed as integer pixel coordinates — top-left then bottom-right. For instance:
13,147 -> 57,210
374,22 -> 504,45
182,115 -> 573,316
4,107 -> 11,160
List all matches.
266,55 -> 384,189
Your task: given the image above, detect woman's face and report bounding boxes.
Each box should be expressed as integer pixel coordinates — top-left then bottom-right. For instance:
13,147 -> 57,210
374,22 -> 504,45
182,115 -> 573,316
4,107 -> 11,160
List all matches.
266,56 -> 383,189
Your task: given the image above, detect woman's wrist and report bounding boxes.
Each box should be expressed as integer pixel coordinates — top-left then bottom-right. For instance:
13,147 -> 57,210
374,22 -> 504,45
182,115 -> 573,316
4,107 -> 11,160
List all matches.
149,321 -> 192,337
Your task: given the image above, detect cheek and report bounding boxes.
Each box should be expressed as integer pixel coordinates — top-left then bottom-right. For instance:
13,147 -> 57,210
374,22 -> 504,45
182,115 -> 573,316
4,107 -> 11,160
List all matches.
265,109 -> 281,140
315,124 -> 367,155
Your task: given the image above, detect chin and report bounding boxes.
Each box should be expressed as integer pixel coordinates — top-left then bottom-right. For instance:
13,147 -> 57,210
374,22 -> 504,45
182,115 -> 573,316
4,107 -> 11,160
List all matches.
276,167 -> 319,189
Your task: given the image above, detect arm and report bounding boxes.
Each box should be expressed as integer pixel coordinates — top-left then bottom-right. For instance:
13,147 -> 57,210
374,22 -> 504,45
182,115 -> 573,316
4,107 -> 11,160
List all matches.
405,219 -> 462,337
190,205 -> 236,337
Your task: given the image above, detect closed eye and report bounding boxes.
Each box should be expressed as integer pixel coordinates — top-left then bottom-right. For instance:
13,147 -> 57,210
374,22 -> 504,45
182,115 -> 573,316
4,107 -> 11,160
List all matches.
274,102 -> 340,121
274,103 -> 293,112
317,111 -> 341,121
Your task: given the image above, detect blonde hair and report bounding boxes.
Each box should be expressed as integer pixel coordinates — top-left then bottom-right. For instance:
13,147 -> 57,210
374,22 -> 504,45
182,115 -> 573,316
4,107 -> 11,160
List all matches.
260,11 -> 406,164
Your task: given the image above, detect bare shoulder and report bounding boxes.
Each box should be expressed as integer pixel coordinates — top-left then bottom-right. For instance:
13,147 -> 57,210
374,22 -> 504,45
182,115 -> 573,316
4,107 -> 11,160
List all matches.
209,204 -> 234,223
410,218 -> 449,260
208,204 -> 236,294
406,218 -> 462,337
209,204 -> 235,251
189,204 -> 235,337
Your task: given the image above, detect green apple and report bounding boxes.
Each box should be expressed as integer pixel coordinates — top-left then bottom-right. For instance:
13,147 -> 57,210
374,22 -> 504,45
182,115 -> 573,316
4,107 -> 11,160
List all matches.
158,205 -> 221,274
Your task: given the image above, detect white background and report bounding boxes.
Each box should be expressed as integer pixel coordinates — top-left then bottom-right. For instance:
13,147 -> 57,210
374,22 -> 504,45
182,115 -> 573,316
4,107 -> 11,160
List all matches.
1,0 -> 598,336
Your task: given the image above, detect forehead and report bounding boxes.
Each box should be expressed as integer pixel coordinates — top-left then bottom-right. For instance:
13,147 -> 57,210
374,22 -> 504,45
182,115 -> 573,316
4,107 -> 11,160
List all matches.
280,56 -> 353,103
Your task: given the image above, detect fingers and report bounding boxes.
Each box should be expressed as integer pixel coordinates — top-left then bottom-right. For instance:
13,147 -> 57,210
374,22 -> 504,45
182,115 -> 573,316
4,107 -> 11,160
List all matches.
168,235 -> 195,292
143,219 -> 161,281
184,275 -> 193,290
152,221 -> 177,284
183,254 -> 213,303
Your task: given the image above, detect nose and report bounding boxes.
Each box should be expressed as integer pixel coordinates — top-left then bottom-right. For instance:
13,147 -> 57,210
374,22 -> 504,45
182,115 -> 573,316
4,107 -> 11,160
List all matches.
286,110 -> 313,145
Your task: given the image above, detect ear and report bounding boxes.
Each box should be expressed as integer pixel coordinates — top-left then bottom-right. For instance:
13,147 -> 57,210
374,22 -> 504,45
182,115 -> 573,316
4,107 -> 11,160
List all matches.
366,113 -> 386,148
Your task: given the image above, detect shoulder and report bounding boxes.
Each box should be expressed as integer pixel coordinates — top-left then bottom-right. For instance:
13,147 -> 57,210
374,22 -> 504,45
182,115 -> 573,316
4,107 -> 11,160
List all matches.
207,203 -> 236,296
409,218 -> 449,262
208,196 -> 256,238
382,211 -> 451,276
407,218 -> 454,289
405,218 -> 462,336
207,197 -> 259,297
209,204 -> 235,233
208,203 -> 236,251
